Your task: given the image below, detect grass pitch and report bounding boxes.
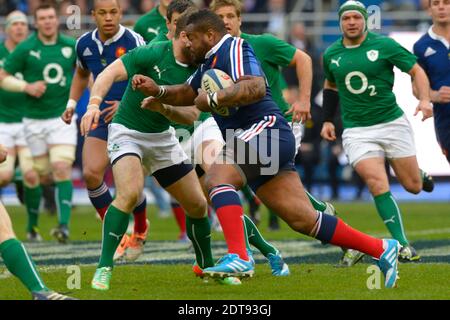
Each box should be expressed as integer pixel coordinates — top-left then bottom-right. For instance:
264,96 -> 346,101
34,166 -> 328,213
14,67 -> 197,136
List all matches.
0,202 -> 449,300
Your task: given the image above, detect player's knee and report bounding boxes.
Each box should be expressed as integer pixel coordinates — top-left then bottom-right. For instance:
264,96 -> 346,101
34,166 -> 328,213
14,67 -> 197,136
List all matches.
23,169 -> 40,187
366,177 -> 388,195
0,224 -> 15,243
404,178 -> 422,194
0,172 -> 13,187
51,161 -> 72,181
184,196 -> 208,218
82,166 -> 103,189
115,189 -> 141,212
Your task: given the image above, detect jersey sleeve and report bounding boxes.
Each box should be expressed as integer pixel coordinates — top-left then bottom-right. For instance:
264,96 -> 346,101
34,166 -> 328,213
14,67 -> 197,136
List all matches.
322,52 -> 336,83
121,45 -> 156,78
261,34 -> 296,67
75,37 -> 88,70
3,42 -> 27,75
186,67 -> 202,91
413,41 -> 427,71
385,37 -> 417,73
228,38 -> 264,82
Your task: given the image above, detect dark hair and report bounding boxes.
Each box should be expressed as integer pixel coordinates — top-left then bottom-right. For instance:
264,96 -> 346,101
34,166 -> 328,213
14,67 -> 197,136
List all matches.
185,8 -> 226,35
93,0 -> 121,10
167,0 -> 196,23
174,7 -> 198,38
34,1 -> 57,19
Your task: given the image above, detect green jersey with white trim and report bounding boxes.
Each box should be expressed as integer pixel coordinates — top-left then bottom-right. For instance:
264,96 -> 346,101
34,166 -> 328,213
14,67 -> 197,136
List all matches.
323,32 -> 417,128
0,42 -> 26,123
133,6 -> 168,43
116,41 -> 197,133
240,32 -> 296,121
3,33 -> 76,120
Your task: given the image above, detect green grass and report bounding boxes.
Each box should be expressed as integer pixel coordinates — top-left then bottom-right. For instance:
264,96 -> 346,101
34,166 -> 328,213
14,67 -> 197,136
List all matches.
1,202 -> 449,300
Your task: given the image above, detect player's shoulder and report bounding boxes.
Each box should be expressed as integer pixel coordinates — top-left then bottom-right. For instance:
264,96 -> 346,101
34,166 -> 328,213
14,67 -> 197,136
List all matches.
75,31 -> 93,49
13,33 -> 38,52
58,33 -> 77,47
366,32 -> 399,47
413,32 -> 434,55
135,7 -> 158,25
324,39 -> 344,59
122,26 -> 146,47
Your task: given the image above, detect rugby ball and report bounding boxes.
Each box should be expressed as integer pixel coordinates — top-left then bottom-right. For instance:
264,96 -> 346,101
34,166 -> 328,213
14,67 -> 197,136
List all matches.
201,69 -> 234,116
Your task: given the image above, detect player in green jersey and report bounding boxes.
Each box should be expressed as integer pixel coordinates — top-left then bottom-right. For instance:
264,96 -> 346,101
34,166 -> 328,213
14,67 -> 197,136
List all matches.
0,144 -> 75,300
320,1 -> 434,265
80,22 -> 213,290
134,0 -> 172,43
210,0 -> 338,224
0,11 -> 43,242
0,3 -> 77,244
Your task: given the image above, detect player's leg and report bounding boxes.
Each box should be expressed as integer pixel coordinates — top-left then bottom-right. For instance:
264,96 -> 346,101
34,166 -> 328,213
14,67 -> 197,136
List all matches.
256,170 -> 400,288
92,155 -> 144,290
82,136 -> 112,219
0,146 -> 15,187
17,146 -> 42,241
49,144 -> 75,243
0,201 -> 75,299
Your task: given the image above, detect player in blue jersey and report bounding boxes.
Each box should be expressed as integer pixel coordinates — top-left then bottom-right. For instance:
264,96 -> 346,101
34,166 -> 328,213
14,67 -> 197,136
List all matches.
61,0 -> 149,261
413,0 -> 450,164
134,9 -> 403,288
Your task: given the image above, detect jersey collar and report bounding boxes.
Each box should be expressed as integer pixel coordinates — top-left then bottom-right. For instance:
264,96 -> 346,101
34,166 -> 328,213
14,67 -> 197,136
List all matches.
428,25 -> 450,49
92,24 -> 126,55
205,34 -> 232,59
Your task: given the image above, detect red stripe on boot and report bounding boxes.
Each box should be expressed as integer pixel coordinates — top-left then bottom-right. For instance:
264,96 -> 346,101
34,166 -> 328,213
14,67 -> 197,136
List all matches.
330,218 -> 384,259
216,205 -> 249,261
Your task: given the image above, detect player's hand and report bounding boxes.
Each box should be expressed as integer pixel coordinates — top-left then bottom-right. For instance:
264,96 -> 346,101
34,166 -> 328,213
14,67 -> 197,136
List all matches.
141,97 -> 165,113
194,88 -> 211,112
80,107 -> 101,136
414,100 -> 433,121
61,107 -> 75,124
321,121 -> 336,141
286,99 -> 311,124
0,144 -> 7,164
101,100 -> 119,123
132,74 -> 158,96
24,81 -> 46,98
432,86 -> 450,103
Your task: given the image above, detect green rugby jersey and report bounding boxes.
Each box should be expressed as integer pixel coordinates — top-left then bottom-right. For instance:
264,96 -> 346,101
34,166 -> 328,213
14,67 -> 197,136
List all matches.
133,6 -> 168,43
116,40 -> 197,133
240,32 -> 296,121
323,32 -> 417,128
3,33 -> 76,120
150,32 -> 168,44
0,42 -> 26,123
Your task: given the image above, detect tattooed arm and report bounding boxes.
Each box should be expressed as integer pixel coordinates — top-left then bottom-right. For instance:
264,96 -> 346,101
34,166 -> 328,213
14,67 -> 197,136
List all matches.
216,75 -> 266,108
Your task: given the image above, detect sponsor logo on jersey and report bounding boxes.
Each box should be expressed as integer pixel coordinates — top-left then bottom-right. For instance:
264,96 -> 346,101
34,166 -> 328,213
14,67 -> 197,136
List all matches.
331,57 -> 342,67
29,50 -> 41,60
115,46 -> 127,58
83,47 -> 93,57
147,27 -> 160,36
62,47 -> 73,59
424,47 -> 436,58
366,50 -> 379,62
153,65 -> 166,79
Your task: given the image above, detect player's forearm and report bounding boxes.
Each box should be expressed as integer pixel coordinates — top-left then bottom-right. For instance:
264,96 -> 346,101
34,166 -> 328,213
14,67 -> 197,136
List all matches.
410,64 -> 431,102
162,105 -> 200,125
291,50 -> 313,101
216,76 -> 266,108
0,69 -> 27,92
69,68 -> 90,102
158,84 -> 197,106
90,61 -> 127,107
294,50 -> 313,102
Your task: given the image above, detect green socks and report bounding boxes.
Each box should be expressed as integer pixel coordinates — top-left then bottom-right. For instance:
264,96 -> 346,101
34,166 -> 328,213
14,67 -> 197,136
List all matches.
374,191 -> 409,246
55,180 -> 73,226
24,185 -> 42,232
305,190 -> 327,212
98,205 -> 130,268
186,216 -> 214,269
0,238 -> 48,292
244,215 -> 277,257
